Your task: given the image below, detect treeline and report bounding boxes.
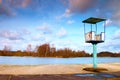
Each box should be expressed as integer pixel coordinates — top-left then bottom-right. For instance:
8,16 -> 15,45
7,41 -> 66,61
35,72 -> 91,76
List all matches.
0,43 -> 120,58
97,51 -> 120,57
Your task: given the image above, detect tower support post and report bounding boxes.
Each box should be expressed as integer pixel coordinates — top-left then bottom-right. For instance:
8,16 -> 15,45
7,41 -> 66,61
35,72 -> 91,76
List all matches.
93,43 -> 97,68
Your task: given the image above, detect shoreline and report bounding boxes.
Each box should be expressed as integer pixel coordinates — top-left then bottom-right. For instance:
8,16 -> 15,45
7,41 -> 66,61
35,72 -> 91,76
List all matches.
0,56 -> 120,58
0,63 -> 120,75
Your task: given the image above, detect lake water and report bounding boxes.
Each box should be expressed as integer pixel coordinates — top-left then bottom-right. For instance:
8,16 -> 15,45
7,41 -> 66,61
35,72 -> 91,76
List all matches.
0,56 -> 120,65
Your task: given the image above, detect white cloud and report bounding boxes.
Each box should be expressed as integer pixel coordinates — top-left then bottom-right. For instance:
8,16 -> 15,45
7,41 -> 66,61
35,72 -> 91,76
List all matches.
57,27 -> 67,38
0,38 -> 26,51
55,9 -> 73,20
67,20 -> 75,24
37,23 -> 52,34
0,29 -> 31,41
32,33 -> 45,41
52,40 -> 71,49
113,29 -> 120,39
104,19 -> 112,26
21,29 -> 31,35
37,23 -> 49,30
0,30 -> 23,40
98,40 -> 120,52
63,9 -> 72,18
31,32 -> 53,44
97,29 -> 120,52
0,39 -> 13,46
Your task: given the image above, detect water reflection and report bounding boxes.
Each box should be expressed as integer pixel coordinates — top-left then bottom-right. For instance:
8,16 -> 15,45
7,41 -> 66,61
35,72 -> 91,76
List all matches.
75,73 -> 119,80
0,56 -> 119,65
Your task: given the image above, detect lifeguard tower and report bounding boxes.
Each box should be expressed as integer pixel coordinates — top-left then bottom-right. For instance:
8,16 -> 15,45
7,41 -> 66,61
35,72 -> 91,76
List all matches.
82,17 -> 106,68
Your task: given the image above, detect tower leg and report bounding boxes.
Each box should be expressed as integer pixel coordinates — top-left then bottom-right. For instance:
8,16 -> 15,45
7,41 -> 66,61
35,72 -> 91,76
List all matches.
93,44 -> 97,68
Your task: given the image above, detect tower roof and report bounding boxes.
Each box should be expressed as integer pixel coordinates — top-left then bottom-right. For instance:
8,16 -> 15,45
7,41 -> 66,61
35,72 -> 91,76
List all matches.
82,17 -> 106,24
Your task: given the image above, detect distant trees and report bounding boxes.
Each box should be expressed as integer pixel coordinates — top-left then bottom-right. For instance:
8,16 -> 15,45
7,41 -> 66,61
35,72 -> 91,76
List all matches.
36,43 -> 51,57
0,43 -> 120,57
97,51 -> 120,57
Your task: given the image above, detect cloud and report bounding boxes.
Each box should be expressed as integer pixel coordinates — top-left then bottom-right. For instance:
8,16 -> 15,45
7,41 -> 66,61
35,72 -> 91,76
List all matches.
55,9 -> 73,20
37,23 -> 49,30
0,0 -> 2,4
68,0 -> 96,13
99,40 -> 120,52
57,27 -> 67,38
52,40 -> 71,49
1,0 -> 33,8
104,19 -> 112,26
0,30 -> 24,40
112,29 -> 120,40
60,0 -> 68,5
0,38 -> 32,51
57,0 -> 96,19
60,0 -> 120,27
0,4 -> 16,16
21,29 -> 31,35
63,9 -> 72,18
31,33 -> 52,44
0,0 -> 40,16
10,0 -> 32,8
97,29 -> 120,52
0,38 -> 22,45
37,23 -> 52,34
67,20 -> 75,24
32,33 -> 45,41
97,0 -> 120,27
110,11 -> 120,26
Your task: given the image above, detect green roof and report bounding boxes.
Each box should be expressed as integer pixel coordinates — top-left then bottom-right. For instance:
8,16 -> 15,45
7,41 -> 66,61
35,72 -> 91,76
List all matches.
82,17 -> 106,24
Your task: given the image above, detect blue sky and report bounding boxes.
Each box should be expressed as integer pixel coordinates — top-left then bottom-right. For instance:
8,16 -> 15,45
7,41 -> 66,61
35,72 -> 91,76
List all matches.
0,0 -> 120,53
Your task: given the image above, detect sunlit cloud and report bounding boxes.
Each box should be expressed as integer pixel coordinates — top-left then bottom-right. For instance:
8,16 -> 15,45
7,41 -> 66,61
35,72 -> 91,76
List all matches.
0,0 -> 2,4
10,0 -> 32,8
0,4 -> 15,16
0,0 -> 40,16
63,0 -> 120,27
68,0 -> 96,13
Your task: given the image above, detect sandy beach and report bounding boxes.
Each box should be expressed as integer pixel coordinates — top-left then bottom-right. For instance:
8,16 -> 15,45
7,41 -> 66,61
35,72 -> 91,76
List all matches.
0,63 -> 120,75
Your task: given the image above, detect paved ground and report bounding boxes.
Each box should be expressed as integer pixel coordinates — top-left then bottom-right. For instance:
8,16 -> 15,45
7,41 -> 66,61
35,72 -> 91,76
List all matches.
0,72 -> 120,80
0,75 -> 97,80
